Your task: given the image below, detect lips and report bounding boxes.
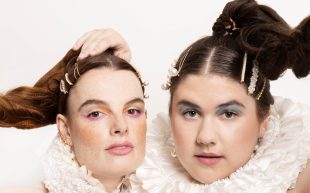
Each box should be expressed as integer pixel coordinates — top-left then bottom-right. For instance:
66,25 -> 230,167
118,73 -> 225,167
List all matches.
195,152 -> 224,166
105,141 -> 134,156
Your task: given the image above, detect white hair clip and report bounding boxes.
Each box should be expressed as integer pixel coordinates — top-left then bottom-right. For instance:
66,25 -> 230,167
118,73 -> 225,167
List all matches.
65,73 -> 73,85
248,62 -> 259,95
131,63 -> 149,99
162,47 -> 192,90
73,63 -> 80,79
240,52 -> 247,82
59,80 -> 68,94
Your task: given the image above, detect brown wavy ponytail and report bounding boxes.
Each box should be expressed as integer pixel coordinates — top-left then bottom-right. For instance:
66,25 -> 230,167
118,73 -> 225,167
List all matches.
0,49 -> 144,129
0,52 -> 67,129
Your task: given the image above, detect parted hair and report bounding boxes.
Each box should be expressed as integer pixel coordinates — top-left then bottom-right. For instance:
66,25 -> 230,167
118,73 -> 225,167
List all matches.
169,0 -> 309,120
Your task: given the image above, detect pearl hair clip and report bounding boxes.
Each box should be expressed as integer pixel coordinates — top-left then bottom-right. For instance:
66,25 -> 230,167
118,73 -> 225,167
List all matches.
162,47 -> 192,90
241,55 -> 265,100
248,62 -> 259,95
60,63 -> 80,94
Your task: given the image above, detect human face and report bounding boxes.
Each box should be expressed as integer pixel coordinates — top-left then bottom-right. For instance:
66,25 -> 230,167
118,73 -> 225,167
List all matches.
170,74 -> 268,184
58,68 -> 146,182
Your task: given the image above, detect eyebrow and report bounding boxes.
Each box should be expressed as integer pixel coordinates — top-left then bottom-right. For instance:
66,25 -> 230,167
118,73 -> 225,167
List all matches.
216,100 -> 245,110
177,100 -> 201,111
78,97 -> 144,112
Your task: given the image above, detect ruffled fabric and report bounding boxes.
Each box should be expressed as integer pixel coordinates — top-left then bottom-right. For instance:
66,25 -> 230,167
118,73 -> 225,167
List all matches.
42,136 -> 132,193
136,97 -> 310,193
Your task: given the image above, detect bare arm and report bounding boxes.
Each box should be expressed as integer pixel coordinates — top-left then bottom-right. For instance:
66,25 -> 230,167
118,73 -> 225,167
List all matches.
0,183 -> 47,193
287,160 -> 310,193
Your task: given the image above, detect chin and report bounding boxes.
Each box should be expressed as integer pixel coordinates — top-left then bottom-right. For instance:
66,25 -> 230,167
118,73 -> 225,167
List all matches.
189,170 -> 229,185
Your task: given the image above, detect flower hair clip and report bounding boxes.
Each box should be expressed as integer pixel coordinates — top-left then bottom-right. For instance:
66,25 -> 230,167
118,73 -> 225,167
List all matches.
162,47 -> 192,90
224,17 -> 239,36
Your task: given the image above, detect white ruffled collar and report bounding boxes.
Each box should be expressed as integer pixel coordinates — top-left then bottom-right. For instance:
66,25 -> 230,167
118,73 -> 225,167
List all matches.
136,97 -> 310,193
42,136 -> 131,193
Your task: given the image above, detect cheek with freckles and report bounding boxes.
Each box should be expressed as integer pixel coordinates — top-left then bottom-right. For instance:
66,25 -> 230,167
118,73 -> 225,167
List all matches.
69,120 -> 109,165
127,116 -> 147,159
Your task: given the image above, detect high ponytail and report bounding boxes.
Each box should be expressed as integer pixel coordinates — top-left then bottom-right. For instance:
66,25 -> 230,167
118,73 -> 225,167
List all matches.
212,0 -> 309,80
169,0 -> 309,120
289,16 -> 310,78
0,51 -> 70,129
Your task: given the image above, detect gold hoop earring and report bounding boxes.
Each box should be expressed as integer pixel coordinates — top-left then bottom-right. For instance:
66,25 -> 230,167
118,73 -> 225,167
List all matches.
253,137 -> 262,154
58,132 -> 72,146
170,148 -> 177,158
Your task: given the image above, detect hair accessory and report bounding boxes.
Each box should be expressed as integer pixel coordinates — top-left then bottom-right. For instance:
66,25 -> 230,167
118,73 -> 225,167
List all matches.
144,94 -> 149,99
73,62 -> 80,80
131,63 -> 149,99
248,62 -> 259,95
65,73 -> 73,85
58,132 -> 72,146
170,148 -> 177,158
256,78 -> 266,100
60,80 -> 68,94
162,47 -> 192,90
224,17 -> 239,36
142,80 -> 149,87
240,52 -> 247,82
252,137 -> 262,156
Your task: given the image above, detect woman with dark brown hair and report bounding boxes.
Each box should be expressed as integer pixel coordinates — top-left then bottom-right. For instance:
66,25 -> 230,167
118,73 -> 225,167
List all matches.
73,0 -> 310,192
0,48 -> 148,192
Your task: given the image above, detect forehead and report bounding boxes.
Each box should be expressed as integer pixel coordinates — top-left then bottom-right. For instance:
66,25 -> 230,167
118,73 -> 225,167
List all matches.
68,68 -> 143,106
173,74 -> 254,108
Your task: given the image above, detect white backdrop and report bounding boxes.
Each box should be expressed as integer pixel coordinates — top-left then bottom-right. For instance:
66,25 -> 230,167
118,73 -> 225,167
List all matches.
0,0 -> 309,187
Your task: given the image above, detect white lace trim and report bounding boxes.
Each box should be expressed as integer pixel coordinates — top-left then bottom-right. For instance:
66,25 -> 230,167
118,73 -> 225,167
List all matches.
136,97 -> 310,193
42,136 -> 131,193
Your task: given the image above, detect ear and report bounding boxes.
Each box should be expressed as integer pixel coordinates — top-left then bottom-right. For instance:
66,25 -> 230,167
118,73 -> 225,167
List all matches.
56,114 -> 72,146
258,114 -> 270,138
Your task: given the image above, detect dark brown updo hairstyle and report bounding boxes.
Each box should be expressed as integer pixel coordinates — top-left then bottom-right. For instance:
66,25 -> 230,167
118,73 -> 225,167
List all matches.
169,0 -> 309,120
0,49 -> 145,129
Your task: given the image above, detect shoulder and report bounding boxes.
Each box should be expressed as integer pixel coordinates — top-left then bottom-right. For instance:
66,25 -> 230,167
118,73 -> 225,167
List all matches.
289,160 -> 310,193
0,183 -> 47,193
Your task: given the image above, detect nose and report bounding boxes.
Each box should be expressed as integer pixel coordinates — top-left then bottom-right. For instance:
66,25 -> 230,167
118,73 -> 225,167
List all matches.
110,115 -> 128,136
196,117 -> 217,146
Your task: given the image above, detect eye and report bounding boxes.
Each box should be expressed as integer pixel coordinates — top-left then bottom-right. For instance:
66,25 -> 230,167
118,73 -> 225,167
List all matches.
87,111 -> 103,119
126,108 -> 142,117
222,111 -> 237,119
183,110 -> 200,119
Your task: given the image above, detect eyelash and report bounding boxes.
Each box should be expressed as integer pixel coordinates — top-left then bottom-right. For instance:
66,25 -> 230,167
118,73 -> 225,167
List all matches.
85,107 -> 144,121
182,109 -> 200,119
87,111 -> 104,120
221,110 -> 238,119
126,108 -> 142,117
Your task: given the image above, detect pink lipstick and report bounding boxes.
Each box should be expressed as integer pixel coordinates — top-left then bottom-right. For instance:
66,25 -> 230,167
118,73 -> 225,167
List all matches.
105,141 -> 134,156
195,152 -> 224,166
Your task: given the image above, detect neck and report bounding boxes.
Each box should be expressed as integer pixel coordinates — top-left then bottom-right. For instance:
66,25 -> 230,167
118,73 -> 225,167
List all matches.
97,175 -> 124,193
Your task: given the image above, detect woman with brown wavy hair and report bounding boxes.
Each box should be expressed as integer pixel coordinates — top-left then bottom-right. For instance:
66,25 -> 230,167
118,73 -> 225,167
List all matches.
73,0 -> 310,192
0,48 -> 148,192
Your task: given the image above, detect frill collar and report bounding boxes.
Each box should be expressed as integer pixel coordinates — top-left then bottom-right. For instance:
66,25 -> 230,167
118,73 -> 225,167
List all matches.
42,136 -> 131,193
136,97 -> 310,193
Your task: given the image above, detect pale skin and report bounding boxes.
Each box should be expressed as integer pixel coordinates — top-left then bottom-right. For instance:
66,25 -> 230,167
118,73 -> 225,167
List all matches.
71,29 -> 310,192
1,67 -> 146,193
57,68 -> 147,192
2,29 -> 309,193
171,74 -> 268,184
